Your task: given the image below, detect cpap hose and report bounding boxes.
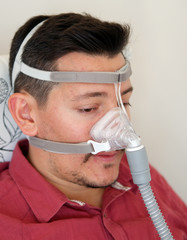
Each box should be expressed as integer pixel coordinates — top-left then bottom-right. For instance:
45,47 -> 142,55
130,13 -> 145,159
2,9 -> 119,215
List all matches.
125,146 -> 174,240
116,82 -> 174,239
139,183 -> 173,240
91,82 -> 174,239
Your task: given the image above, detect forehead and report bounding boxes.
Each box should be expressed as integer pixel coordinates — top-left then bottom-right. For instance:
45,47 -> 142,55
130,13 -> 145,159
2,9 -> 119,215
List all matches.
56,52 -> 126,72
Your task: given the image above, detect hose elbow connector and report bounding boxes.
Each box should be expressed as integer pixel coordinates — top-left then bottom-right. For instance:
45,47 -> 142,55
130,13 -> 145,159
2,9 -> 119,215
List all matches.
125,145 -> 151,185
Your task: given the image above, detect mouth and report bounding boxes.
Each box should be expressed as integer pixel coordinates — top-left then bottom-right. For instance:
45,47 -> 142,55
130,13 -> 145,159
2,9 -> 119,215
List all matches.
96,151 -> 117,156
93,151 -> 119,162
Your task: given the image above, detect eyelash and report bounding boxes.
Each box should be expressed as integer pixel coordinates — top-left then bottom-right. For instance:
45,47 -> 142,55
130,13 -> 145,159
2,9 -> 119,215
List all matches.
79,102 -> 131,114
79,107 -> 97,113
123,102 -> 132,107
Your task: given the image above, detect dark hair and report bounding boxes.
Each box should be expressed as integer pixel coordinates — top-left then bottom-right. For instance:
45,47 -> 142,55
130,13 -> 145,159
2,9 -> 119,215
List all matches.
9,13 -> 131,106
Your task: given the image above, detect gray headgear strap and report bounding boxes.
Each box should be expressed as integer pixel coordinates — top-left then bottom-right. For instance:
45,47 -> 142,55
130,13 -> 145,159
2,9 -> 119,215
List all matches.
12,21 -> 45,87
20,61 -> 132,83
12,21 -> 132,87
29,136 -> 111,155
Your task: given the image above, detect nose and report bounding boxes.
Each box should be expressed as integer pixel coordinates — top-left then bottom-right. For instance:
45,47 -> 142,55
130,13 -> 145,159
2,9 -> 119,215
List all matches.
105,95 -> 131,121
107,98 -> 119,111
104,85 -> 119,112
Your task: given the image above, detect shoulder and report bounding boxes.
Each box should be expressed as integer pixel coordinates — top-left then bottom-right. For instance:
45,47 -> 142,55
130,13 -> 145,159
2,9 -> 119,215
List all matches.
149,164 -> 186,208
0,162 -> 13,197
0,147 -> 30,221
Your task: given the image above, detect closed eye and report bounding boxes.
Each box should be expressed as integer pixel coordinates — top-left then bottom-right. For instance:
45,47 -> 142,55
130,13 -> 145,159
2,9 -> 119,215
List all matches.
79,107 -> 97,113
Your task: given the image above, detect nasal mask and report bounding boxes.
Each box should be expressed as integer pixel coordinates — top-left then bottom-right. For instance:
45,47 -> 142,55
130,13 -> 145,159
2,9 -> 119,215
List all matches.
11,21 -> 174,239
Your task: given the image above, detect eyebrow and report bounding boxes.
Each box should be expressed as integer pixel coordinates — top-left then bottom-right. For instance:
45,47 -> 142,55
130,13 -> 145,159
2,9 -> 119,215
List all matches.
121,86 -> 134,96
71,86 -> 133,102
71,92 -> 107,101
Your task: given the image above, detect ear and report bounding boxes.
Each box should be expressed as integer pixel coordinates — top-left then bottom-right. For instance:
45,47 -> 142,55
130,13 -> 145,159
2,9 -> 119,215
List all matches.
8,92 -> 38,136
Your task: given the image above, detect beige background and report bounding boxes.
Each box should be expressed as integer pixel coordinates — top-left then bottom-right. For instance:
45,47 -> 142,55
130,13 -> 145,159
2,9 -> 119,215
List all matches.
0,0 -> 186,202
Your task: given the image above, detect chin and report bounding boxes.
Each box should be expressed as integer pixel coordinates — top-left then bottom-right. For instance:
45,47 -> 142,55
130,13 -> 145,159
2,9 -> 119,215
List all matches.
86,168 -> 119,188
85,177 -> 118,189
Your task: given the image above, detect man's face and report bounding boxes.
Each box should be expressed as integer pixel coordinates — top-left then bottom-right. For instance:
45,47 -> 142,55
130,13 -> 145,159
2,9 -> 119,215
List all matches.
33,52 -> 133,188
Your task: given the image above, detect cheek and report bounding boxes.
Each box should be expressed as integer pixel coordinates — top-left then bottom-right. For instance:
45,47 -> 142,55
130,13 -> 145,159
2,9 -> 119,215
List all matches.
37,109 -> 94,143
60,121 -> 91,142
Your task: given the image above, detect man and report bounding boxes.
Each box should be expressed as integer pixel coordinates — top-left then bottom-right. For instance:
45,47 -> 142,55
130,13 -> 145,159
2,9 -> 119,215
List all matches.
0,13 -> 186,239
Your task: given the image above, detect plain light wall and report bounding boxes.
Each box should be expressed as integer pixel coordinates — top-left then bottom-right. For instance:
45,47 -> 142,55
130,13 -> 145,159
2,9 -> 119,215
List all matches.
0,0 -> 186,202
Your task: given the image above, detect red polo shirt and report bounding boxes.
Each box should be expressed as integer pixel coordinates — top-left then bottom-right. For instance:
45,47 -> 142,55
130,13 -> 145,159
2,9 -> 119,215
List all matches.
0,140 -> 186,240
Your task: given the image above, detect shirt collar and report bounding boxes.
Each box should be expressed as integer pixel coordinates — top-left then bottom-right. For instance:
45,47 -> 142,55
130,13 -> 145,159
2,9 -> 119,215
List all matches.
9,139 -> 68,223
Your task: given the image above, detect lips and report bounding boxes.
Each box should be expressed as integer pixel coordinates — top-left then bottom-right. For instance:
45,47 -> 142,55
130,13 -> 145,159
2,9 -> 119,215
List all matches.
95,151 -> 116,157
93,151 -> 118,162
